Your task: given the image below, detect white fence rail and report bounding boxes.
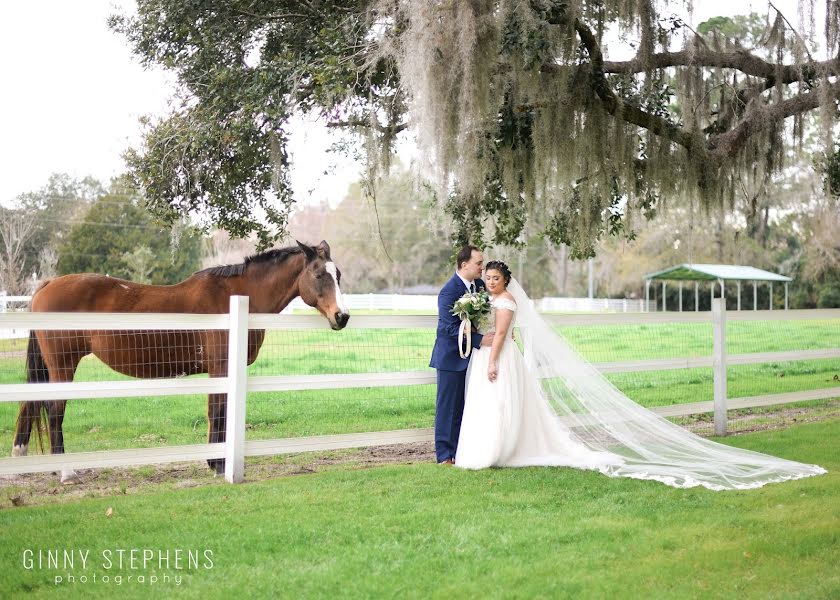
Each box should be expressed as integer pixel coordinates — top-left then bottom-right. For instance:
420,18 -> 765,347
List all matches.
0,294 -> 33,339
0,300 -> 838,481
280,295 -> 654,313
0,292 -> 667,316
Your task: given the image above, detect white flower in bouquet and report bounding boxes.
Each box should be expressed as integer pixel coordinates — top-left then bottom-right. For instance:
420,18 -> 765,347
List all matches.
451,289 -> 491,333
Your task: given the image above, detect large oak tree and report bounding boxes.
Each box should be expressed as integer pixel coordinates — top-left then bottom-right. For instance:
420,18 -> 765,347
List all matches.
113,1 -> 840,254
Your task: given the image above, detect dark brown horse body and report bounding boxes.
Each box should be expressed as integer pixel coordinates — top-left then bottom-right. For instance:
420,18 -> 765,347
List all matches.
13,241 -> 348,481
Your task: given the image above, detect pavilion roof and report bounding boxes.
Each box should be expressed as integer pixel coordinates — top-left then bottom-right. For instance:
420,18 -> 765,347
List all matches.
643,264 -> 792,283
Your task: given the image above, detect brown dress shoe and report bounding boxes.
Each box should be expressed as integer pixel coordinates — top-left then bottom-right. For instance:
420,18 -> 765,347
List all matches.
438,458 -> 455,465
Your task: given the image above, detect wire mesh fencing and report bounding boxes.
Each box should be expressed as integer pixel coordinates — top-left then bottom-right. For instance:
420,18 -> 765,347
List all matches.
554,311 -> 840,437
0,309 -> 838,464
244,326 -> 436,442
717,314 -> 840,435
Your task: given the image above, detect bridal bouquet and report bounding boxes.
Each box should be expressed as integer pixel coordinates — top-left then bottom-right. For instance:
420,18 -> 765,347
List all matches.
451,289 -> 491,358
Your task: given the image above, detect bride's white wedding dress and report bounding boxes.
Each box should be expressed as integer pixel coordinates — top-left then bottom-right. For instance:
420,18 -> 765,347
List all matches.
456,296 -> 622,472
454,279 -> 826,490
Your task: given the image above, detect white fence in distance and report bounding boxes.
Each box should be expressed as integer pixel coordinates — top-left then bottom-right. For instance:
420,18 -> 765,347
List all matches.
280,294 -> 653,313
0,293 -> 656,316
0,294 -> 33,339
0,300 -> 837,482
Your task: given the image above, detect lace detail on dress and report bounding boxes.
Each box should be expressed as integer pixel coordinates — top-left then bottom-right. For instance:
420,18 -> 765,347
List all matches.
492,298 -> 517,312
485,297 -> 517,337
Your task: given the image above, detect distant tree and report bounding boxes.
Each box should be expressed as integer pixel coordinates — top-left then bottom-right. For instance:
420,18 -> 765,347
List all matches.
58,188 -> 204,284
0,208 -> 39,294
288,168 -> 452,292
11,173 -> 104,283
121,245 -> 156,284
201,229 -> 257,269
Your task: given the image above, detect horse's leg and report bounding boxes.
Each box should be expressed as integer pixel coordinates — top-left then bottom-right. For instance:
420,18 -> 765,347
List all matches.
13,331 -> 50,457
204,330 -> 230,475
44,399 -> 80,484
12,402 -> 39,457
207,392 -> 227,475
41,336 -> 86,485
205,331 -> 263,474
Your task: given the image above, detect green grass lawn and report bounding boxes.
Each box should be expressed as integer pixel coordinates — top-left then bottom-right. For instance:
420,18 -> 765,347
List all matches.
0,319 -> 837,455
0,418 -> 837,599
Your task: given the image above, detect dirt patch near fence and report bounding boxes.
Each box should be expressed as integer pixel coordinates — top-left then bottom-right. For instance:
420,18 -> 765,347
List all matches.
0,442 -> 437,509
676,400 -> 840,435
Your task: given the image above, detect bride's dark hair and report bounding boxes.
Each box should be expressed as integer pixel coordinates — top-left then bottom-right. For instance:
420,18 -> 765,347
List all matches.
485,260 -> 512,285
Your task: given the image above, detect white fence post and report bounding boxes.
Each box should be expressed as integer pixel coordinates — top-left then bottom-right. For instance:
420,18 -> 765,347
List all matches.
225,295 -> 249,483
712,297 -> 727,436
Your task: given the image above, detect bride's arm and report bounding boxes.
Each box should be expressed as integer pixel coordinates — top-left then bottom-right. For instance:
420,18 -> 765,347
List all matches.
487,307 -> 514,382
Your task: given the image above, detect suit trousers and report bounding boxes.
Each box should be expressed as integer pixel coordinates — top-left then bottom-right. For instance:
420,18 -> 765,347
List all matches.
435,368 -> 467,462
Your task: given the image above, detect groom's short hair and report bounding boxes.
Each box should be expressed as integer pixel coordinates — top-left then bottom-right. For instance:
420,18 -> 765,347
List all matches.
456,245 -> 480,269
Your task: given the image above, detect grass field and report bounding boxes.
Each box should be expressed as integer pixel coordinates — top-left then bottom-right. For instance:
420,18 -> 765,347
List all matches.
0,319 -> 837,455
0,418 -> 837,599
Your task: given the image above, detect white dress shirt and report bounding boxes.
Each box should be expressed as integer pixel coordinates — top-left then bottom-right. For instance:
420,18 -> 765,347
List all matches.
455,272 -> 475,292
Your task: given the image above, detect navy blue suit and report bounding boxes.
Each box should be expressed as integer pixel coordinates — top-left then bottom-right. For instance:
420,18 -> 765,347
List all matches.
430,274 -> 485,462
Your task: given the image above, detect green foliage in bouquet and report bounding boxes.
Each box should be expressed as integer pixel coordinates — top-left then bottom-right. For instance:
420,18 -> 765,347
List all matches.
451,290 -> 492,332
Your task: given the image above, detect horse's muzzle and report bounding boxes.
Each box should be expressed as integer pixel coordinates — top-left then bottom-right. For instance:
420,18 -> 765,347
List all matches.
333,312 -> 350,330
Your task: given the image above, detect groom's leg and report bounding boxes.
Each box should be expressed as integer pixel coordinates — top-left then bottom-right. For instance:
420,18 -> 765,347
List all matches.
435,369 -> 461,462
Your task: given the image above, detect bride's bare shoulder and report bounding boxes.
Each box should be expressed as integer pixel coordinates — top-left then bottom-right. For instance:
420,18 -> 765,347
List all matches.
497,292 -> 516,303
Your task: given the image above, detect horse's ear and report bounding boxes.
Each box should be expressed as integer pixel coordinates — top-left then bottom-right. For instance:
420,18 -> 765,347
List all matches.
296,240 -> 317,262
317,240 -> 331,258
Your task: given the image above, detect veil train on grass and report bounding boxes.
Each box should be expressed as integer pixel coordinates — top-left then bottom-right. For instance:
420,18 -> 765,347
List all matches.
507,278 -> 827,490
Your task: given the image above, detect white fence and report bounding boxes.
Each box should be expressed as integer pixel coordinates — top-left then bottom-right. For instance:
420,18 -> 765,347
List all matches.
281,294 -> 653,313
0,299 -> 838,482
0,293 -> 656,315
0,294 -> 33,339
538,297 -> 650,312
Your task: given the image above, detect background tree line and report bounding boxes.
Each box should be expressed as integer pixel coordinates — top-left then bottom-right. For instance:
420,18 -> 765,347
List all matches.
0,174 -> 203,294
2,162 -> 837,308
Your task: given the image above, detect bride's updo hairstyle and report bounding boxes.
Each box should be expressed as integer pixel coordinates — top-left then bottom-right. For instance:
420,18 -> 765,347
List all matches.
485,261 -> 512,286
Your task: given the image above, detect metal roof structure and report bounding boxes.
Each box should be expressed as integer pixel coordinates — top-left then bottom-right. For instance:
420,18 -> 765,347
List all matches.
643,264 -> 792,283
643,264 -> 793,311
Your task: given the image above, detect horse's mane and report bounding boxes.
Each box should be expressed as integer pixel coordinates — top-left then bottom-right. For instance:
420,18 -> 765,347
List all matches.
197,246 -> 304,278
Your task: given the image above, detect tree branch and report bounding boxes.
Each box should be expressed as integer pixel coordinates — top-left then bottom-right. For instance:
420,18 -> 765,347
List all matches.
573,17 -> 840,163
326,118 -> 408,135
573,18 -> 702,156
230,9 -> 310,21
602,50 -> 840,84
709,81 -> 840,158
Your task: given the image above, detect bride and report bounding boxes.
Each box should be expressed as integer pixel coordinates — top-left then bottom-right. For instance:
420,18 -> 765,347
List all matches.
454,261 -> 827,490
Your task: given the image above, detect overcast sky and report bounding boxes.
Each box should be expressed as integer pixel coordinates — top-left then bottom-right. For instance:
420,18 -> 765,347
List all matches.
0,0 -> 815,207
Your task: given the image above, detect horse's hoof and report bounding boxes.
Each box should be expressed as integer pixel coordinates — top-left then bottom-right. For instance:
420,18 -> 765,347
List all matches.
11,445 -> 27,457
207,460 -> 226,476
60,469 -> 80,485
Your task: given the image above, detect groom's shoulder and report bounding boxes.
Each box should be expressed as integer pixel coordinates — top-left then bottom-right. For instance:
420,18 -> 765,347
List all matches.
439,274 -> 459,292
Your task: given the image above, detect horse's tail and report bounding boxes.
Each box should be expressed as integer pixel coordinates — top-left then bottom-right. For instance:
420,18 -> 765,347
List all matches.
21,331 -> 49,452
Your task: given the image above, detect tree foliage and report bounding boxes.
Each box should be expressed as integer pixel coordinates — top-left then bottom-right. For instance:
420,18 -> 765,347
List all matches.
57,189 -> 204,284
113,1 -> 840,253
15,173 -> 104,281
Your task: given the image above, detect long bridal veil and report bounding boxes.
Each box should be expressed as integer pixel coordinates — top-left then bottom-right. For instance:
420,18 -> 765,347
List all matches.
506,279 -> 826,490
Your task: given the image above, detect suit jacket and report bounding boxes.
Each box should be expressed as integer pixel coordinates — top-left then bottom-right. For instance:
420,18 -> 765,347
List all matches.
429,274 -> 486,371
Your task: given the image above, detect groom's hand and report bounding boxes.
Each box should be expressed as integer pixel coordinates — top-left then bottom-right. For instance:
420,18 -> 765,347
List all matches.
480,332 -> 495,346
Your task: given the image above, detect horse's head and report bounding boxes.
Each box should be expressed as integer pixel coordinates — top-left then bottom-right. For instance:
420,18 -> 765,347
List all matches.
296,240 -> 350,330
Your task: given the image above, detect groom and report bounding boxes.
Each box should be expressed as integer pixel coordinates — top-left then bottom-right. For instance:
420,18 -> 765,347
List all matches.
430,245 -> 495,464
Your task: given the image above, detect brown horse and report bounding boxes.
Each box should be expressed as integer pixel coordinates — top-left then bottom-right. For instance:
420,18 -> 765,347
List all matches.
12,240 -> 349,482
